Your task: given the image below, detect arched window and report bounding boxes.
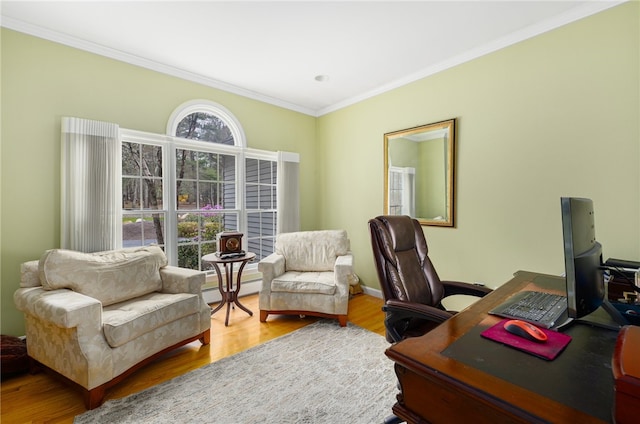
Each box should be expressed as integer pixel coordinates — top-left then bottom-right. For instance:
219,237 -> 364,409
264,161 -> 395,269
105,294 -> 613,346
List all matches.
166,100 -> 246,147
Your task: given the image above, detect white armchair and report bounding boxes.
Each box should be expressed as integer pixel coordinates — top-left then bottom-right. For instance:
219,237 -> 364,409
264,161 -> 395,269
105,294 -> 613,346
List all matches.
258,230 -> 353,327
13,246 -> 211,409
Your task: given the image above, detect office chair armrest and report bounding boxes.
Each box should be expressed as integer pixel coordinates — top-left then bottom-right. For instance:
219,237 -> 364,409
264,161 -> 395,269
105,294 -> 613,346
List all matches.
442,280 -> 492,298
383,299 -> 454,342
384,299 -> 453,321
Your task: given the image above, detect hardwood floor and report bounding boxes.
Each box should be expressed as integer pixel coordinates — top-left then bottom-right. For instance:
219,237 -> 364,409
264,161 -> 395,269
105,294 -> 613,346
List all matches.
1,293 -> 385,423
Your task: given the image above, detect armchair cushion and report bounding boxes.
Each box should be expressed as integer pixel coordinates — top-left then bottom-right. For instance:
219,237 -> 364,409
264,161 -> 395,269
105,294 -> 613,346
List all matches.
271,271 -> 336,295
38,246 -> 167,306
102,292 -> 200,348
20,260 -> 40,288
276,230 -> 349,272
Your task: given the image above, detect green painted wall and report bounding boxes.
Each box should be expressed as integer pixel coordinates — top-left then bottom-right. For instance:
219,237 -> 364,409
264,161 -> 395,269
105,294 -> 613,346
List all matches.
0,29 -> 316,335
317,3 -> 639,299
2,2 -> 638,335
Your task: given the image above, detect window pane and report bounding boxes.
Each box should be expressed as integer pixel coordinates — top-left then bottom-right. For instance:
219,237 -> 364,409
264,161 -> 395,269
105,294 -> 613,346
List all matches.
177,244 -> 200,269
260,160 -> 273,183
144,213 -> 165,246
122,213 -> 165,248
202,219 -> 222,242
220,213 -> 239,234
221,155 -> 236,208
175,146 -> 238,270
177,213 -> 198,244
260,185 -> 272,209
246,158 -> 258,183
142,179 -> 163,210
199,181 -> 218,209
198,152 -> 218,181
177,181 -> 196,210
142,144 -> 162,177
176,149 -> 197,179
247,211 -> 276,261
122,142 -> 140,176
223,182 -> 236,209
122,140 -> 165,250
246,184 -> 259,209
244,156 -> 277,260
201,242 -> 216,258
176,209 -> 237,270
176,112 -> 235,145
122,178 -> 140,209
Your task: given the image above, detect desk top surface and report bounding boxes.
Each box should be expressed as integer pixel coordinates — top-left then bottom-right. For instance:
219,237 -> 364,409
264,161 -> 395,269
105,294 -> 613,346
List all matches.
386,271 -> 620,423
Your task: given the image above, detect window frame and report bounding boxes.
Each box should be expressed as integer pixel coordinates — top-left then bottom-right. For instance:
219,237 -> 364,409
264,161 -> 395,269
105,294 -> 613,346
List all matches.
120,101 -> 277,279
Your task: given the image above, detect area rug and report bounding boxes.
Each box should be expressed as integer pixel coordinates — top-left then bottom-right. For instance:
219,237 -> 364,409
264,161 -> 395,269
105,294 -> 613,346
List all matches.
74,320 -> 397,423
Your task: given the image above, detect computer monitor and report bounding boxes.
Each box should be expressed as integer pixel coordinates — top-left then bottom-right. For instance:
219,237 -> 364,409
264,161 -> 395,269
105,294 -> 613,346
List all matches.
561,197 -> 604,318
560,197 -> 627,328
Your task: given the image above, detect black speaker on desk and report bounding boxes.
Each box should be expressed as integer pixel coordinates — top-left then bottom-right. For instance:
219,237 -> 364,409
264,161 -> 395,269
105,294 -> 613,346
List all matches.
605,258 -> 640,302
605,258 -> 640,326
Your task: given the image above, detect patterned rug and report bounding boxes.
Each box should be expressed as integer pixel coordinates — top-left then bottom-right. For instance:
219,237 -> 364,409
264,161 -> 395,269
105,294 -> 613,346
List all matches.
74,320 -> 397,423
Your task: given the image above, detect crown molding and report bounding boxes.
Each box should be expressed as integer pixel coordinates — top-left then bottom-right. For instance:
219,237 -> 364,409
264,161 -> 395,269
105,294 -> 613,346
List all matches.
316,1 -> 627,117
0,16 -> 317,117
1,1 -> 626,118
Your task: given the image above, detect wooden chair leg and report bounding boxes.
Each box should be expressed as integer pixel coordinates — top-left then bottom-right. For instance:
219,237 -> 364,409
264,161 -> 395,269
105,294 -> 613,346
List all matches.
199,329 -> 211,345
28,357 -> 42,375
338,315 -> 348,327
260,310 -> 269,322
84,386 -> 106,410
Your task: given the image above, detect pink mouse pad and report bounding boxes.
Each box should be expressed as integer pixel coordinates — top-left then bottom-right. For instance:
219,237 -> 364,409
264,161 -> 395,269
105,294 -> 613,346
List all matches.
481,319 -> 572,360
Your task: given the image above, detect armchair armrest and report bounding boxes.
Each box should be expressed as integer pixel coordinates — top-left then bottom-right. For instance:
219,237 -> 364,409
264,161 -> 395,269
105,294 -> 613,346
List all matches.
442,280 -> 492,298
383,299 -> 454,343
160,266 -> 206,294
334,254 -> 354,288
14,287 -> 102,329
258,253 -> 285,294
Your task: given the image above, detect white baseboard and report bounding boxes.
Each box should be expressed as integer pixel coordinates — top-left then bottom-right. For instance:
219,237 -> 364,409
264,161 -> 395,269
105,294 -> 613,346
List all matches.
361,285 -> 383,299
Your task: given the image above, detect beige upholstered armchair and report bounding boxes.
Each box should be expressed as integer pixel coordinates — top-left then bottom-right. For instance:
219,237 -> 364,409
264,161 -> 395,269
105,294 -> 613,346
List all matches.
258,230 -> 353,327
14,246 -> 211,409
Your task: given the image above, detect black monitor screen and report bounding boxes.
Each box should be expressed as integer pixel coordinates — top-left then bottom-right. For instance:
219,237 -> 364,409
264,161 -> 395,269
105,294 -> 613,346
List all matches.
561,197 -> 605,319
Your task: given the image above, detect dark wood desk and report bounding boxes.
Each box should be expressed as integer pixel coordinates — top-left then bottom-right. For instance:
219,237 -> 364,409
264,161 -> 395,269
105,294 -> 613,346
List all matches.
385,271 -> 620,424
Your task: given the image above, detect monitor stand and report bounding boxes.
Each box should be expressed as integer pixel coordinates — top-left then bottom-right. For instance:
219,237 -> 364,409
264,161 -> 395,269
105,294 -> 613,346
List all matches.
557,299 -> 628,332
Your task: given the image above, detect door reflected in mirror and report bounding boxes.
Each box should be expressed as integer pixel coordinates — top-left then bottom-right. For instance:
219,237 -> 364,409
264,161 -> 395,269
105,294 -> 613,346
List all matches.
384,119 -> 456,227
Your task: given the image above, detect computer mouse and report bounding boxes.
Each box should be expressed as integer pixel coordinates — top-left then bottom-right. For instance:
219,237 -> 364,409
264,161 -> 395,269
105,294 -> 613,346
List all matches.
503,319 -> 548,343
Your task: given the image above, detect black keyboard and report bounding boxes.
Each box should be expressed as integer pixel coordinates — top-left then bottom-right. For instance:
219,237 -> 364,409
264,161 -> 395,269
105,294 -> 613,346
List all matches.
489,291 -> 567,328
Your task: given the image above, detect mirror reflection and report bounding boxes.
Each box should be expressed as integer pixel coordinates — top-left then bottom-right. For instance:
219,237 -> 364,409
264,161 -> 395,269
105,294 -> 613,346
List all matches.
384,119 -> 455,227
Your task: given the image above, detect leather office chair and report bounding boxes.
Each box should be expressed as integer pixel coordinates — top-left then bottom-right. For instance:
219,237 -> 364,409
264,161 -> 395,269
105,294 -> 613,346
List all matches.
369,215 -> 492,343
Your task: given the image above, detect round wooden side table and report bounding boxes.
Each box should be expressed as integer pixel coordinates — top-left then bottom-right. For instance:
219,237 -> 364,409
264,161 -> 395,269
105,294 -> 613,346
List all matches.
202,252 -> 256,326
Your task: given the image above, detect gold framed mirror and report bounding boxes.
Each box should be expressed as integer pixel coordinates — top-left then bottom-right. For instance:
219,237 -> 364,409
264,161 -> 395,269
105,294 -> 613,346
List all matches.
384,119 -> 456,227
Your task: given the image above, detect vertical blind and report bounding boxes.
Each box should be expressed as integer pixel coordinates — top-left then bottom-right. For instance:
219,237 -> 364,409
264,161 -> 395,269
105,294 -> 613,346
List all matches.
61,117 -> 120,252
277,151 -> 300,234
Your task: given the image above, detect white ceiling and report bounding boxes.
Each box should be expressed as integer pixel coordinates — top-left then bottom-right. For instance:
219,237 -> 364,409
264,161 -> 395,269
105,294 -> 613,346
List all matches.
1,1 -> 624,116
